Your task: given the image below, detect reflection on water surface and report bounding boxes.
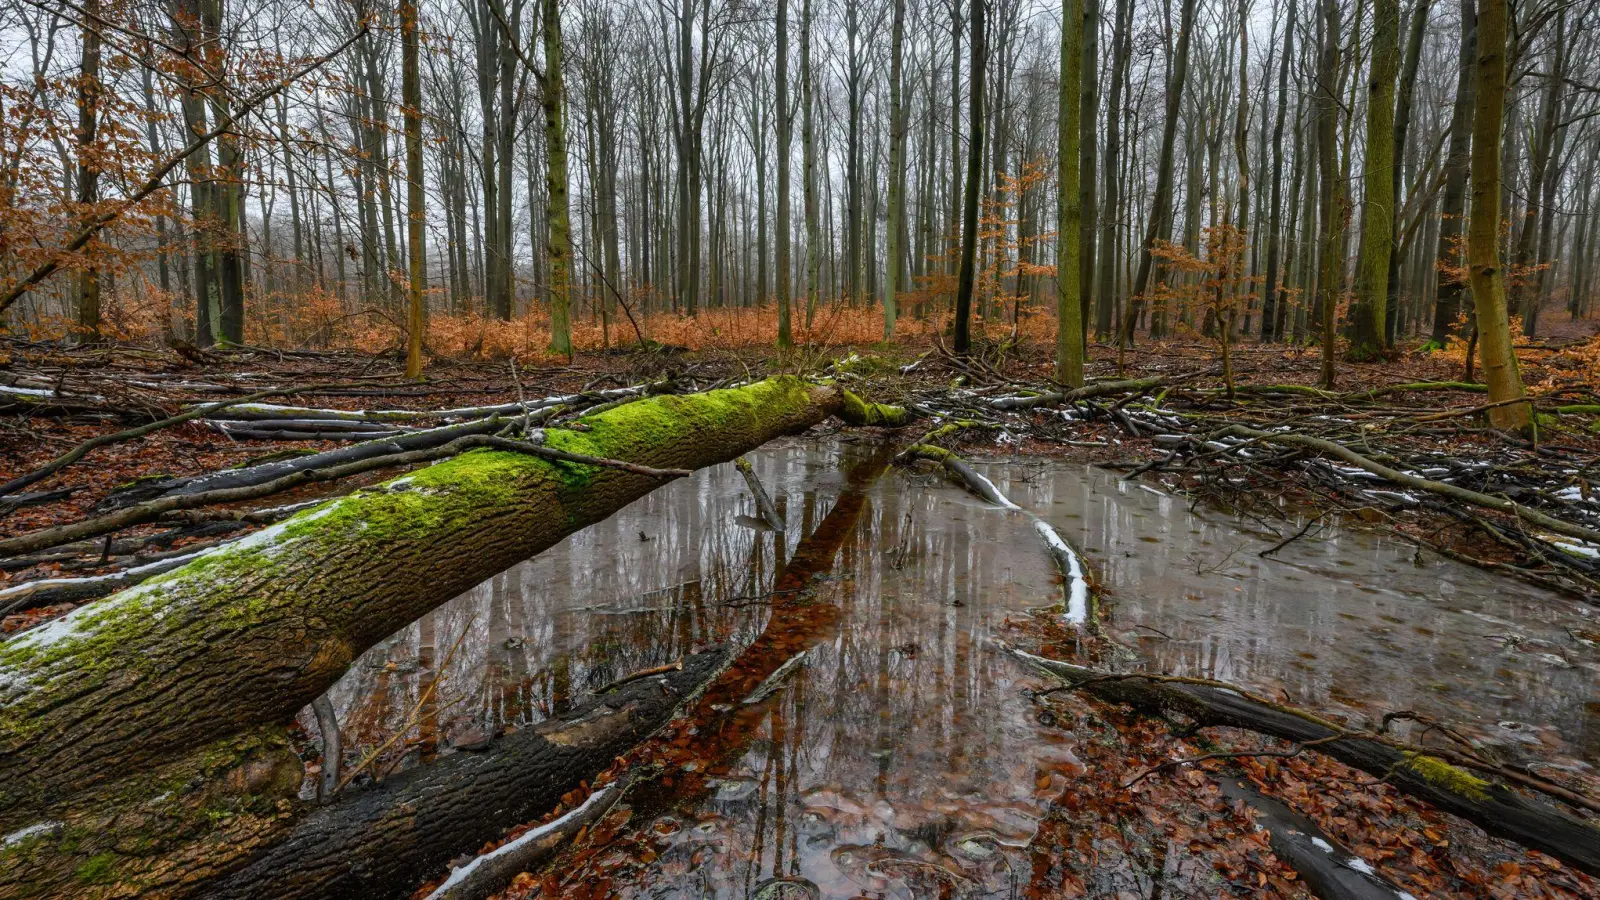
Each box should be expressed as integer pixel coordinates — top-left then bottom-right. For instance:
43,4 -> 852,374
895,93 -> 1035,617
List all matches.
309,441 -> 1598,897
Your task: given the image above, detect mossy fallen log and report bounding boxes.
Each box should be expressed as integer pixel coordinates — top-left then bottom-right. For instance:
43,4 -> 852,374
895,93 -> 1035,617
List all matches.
1008,647 -> 1600,876
0,377 -> 853,823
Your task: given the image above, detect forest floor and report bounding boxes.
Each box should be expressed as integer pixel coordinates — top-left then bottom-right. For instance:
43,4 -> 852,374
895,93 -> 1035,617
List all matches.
3,328 -> 1599,898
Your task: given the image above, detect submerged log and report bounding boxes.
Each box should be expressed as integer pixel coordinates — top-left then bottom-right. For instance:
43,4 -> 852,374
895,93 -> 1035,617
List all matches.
1009,648 -> 1600,876
1217,778 -> 1413,900
0,378 -> 852,825
209,648 -> 733,900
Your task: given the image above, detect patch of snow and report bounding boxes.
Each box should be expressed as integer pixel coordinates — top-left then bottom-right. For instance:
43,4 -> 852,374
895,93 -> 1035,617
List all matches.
3,822 -> 62,846
1311,837 -> 1334,853
1033,519 -> 1090,625
424,783 -> 618,900
1346,856 -> 1377,876
0,385 -> 57,397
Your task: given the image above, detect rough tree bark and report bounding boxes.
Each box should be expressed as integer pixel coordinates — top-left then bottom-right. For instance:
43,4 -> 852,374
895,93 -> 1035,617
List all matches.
1466,0 -> 1531,430
1349,0 -> 1399,359
0,379 -> 864,839
1056,0 -> 1085,386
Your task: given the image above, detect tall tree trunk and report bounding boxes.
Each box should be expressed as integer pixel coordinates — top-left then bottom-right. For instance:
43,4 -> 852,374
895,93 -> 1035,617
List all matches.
1515,10 -> 1565,338
1384,0 -> 1430,344
1315,0 -> 1343,388
73,0 -> 103,343
883,0 -> 908,339
1431,0 -> 1475,344
402,0 -> 426,379
1259,0 -> 1295,341
543,0 -> 573,355
1056,0 -> 1084,385
776,0 -> 793,347
1077,0 -> 1098,348
1117,0 -> 1196,354
801,0 -> 820,328
951,0 -> 985,356
1094,0 -> 1130,337
1350,0 -> 1399,359
1467,0 -> 1531,430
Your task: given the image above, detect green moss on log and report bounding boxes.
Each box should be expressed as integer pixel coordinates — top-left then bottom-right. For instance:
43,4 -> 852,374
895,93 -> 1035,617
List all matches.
0,377 -> 841,823
838,390 -> 914,427
1400,752 -> 1491,801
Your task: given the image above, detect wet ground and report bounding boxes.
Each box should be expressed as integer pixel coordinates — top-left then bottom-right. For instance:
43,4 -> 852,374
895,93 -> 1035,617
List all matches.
306,438 -> 1600,897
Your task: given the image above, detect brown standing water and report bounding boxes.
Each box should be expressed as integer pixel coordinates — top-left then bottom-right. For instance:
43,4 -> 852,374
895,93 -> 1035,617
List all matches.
308,439 -> 1599,897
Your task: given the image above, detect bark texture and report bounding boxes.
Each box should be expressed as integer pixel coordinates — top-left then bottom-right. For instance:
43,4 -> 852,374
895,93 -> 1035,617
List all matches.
0,378 -> 844,822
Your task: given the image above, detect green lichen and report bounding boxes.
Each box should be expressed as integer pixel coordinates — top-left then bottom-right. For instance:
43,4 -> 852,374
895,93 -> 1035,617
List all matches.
73,852 -> 116,885
838,390 -> 913,428
1401,752 -> 1491,801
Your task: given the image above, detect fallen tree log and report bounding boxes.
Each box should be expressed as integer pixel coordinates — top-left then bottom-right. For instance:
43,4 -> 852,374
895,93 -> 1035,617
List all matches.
1217,778 -> 1413,900
1007,647 -> 1600,876
990,375 -> 1169,411
205,648 -> 732,900
0,377 -> 859,824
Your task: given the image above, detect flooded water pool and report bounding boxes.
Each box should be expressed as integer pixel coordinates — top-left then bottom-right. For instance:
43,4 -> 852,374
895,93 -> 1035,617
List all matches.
982,460 -> 1600,766
309,440 -> 1599,897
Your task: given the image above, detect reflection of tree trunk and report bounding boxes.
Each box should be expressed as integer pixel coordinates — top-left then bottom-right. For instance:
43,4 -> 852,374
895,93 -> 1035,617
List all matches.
624,446 -> 890,822
417,611 -> 439,761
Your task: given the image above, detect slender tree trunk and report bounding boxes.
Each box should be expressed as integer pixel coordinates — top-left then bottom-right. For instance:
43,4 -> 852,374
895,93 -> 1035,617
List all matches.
1431,0 -> 1475,343
1384,0 -> 1430,344
1056,0 -> 1084,384
402,0 -> 426,379
802,0 -> 820,328
883,0 -> 908,339
1259,0 -> 1294,341
73,0 -> 103,342
776,0 -> 793,347
1315,0 -> 1343,388
1117,0 -> 1197,354
1467,0 -> 1531,430
951,0 -> 985,356
542,0 -> 573,355
1095,0 -> 1130,337
1077,0 -> 1098,347
1350,0 -> 1399,359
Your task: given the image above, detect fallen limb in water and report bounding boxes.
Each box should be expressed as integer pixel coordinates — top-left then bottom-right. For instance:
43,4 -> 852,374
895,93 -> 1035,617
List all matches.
1006,645 -> 1600,876
0,378 -> 855,826
897,443 -> 1094,623
1217,777 -> 1415,900
422,779 -> 627,900
735,457 -> 785,531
